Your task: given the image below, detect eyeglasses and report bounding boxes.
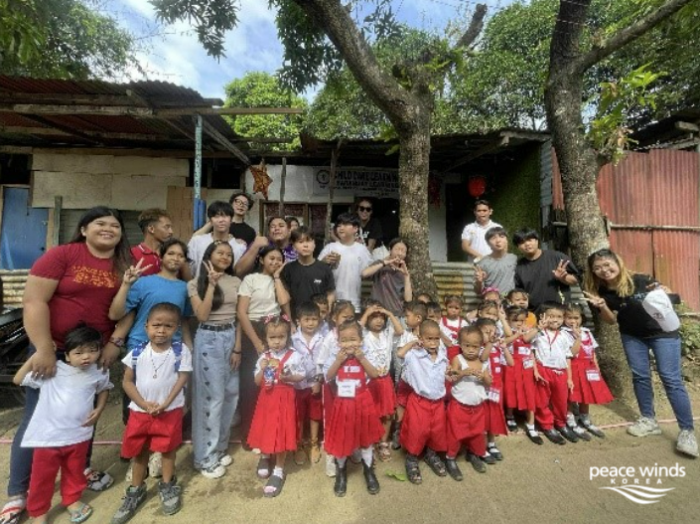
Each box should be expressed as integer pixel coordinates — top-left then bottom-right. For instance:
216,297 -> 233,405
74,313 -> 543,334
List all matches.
358,206 -> 372,212
233,199 -> 249,208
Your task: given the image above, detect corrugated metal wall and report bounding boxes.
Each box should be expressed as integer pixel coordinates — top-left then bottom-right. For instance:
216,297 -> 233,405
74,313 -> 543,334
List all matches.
552,149 -> 700,310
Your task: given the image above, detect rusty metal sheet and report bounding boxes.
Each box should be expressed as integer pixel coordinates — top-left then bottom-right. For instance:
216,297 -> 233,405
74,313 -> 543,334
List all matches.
652,230 -> 700,310
648,149 -> 699,227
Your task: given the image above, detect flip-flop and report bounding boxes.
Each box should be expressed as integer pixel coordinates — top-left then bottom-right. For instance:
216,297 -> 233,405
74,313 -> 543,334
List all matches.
67,502 -> 93,524
262,473 -> 285,498
0,498 -> 26,524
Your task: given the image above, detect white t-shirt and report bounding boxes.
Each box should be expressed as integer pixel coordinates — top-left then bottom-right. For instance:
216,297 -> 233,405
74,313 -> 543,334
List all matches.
122,342 -> 193,413
450,355 -> 488,406
363,325 -> 396,376
291,330 -> 325,389
188,233 -> 247,276
461,220 -> 502,260
21,361 -> 113,448
238,272 -> 281,321
318,241 -> 373,311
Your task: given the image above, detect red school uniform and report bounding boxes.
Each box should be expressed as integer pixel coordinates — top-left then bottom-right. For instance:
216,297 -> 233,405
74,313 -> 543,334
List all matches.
324,357 -> 384,458
247,350 -> 298,454
504,336 -> 538,412
484,344 -> 508,436
568,328 -> 613,405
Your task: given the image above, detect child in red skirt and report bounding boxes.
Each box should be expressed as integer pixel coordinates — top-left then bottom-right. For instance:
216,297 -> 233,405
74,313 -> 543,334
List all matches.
475,318 -> 513,463
503,306 -> 543,445
445,326 -> 492,479
248,315 -> 306,497
360,301 -> 404,461
115,303 -> 192,523
398,319 -> 449,484
564,304 -> 613,438
532,302 -> 582,445
323,320 -> 384,497
439,295 -> 468,347
291,302 -> 326,465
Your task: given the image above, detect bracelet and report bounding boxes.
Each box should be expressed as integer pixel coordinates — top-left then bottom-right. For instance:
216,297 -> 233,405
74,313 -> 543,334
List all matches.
232,349 -> 242,354
109,337 -> 125,349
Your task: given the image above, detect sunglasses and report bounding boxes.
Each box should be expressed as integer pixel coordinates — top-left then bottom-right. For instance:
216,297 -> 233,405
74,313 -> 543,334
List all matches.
358,206 -> 372,212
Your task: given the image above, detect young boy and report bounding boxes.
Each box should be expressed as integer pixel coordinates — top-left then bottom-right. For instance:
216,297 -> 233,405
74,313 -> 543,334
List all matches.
319,213 -> 373,312
311,293 -> 331,337
291,301 -> 326,464
397,319 -> 449,484
14,325 -> 112,524
281,226 -> 336,319
112,303 -> 192,524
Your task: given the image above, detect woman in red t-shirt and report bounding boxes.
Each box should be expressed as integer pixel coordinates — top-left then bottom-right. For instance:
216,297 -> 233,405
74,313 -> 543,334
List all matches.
1,206 -> 132,524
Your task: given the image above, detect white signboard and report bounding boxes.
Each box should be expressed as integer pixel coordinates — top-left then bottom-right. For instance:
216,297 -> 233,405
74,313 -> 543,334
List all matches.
313,167 -> 399,198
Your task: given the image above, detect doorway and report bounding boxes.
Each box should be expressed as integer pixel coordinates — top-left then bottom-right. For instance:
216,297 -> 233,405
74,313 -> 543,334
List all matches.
0,187 -> 48,269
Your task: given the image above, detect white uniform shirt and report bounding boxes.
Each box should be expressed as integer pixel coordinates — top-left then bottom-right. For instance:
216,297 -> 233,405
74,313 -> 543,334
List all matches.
318,241 -> 373,311
187,233 -> 247,276
291,330 -> 325,389
21,361 -> 113,448
532,329 -> 574,370
440,317 -> 469,345
401,346 -> 448,400
363,324 -> 396,377
450,355 -> 489,406
122,342 -> 193,413
461,220 -> 502,260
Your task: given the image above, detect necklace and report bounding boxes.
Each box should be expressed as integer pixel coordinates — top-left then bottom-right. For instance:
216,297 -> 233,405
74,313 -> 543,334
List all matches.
150,348 -> 172,379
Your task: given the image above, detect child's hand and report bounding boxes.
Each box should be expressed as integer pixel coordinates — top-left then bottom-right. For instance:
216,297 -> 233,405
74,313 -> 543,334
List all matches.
534,369 -> 547,384
260,358 -> 269,369
474,370 -> 484,380
83,408 -> 103,427
571,326 -> 581,339
567,378 -> 574,392
537,314 -> 549,331
142,401 -> 159,414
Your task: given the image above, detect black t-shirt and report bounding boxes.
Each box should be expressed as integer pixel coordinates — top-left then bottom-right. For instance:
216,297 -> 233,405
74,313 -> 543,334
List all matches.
360,218 -> 383,248
514,249 -> 580,310
280,259 -> 335,317
229,222 -> 257,246
598,273 -> 679,339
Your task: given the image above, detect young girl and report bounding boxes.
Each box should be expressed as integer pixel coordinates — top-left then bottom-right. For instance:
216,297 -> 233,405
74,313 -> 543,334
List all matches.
481,287 -> 502,304
506,289 -> 537,328
324,320 -> 384,496
445,326 -> 492,478
502,306 -> 542,445
14,326 -> 112,524
564,304 -> 613,438
188,241 -> 242,478
475,318 -> 513,463
440,295 -> 468,347
359,301 -> 404,461
248,315 -> 305,497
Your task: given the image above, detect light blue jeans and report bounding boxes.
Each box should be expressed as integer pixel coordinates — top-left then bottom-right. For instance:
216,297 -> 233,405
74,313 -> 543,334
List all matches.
620,334 -> 694,430
192,326 -> 240,470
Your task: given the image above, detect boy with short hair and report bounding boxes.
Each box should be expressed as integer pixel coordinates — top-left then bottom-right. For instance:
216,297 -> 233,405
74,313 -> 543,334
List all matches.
281,226 -> 335,319
291,301 -> 326,464
311,293 -> 331,337
111,303 -> 192,524
319,213 -> 373,312
131,209 -> 174,277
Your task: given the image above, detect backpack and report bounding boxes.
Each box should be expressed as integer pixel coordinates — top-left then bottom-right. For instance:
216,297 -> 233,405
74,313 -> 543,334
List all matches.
131,340 -> 184,379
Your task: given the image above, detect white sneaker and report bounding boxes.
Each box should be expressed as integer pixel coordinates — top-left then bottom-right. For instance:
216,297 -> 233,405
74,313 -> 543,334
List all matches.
627,417 -> 662,437
148,452 -> 163,478
325,454 -> 336,477
219,454 -> 233,467
200,464 -> 226,479
676,429 -> 699,458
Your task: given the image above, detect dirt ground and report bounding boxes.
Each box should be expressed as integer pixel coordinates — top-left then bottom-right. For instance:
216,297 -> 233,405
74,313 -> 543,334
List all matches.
1,388 -> 700,524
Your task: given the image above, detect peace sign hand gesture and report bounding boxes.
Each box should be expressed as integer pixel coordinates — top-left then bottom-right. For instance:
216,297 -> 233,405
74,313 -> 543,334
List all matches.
123,258 -> 151,285
204,261 -> 223,286
582,291 -> 606,309
552,260 -> 570,283
474,265 -> 487,284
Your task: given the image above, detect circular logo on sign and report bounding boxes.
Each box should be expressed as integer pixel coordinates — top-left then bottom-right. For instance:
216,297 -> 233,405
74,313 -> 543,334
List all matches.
316,170 -> 330,186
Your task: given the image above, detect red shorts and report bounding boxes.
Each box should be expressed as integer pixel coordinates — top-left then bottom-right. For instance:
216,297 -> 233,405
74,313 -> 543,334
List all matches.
121,408 -> 183,458
396,379 -> 413,408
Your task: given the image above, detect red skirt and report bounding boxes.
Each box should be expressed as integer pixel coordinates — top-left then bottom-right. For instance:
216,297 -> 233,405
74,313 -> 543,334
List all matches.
324,387 -> 384,458
248,385 -> 297,454
369,375 -> 396,417
396,379 -> 413,408
484,389 -> 507,436
570,359 -> 614,405
447,400 -> 485,441
322,381 -> 335,426
400,393 -> 447,455
504,358 -> 537,411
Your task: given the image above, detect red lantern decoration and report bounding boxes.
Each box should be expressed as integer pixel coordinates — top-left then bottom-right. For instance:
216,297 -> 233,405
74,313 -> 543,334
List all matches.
467,175 -> 487,198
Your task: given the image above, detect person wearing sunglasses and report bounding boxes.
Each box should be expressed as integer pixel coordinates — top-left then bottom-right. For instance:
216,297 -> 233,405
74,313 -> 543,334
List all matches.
355,198 -> 383,253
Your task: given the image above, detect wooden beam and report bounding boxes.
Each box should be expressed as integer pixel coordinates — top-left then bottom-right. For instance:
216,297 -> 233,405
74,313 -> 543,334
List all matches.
0,145 -> 253,159
200,117 -> 250,165
1,104 -> 304,117
499,130 -> 550,142
18,114 -> 101,144
440,136 -> 509,173
0,92 -> 225,107
0,125 -> 174,142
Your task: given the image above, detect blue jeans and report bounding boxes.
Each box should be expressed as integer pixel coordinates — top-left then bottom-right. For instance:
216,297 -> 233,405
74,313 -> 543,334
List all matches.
620,334 -> 694,430
192,326 -> 240,470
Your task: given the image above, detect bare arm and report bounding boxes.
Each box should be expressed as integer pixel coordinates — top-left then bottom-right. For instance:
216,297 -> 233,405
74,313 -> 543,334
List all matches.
356,349 -> 379,379
361,260 -> 385,279
190,285 -> 216,322
237,295 -> 265,353
461,239 -> 482,260
397,340 -> 419,359
108,281 -> 132,321
254,358 -> 268,386
192,222 -> 213,237
23,275 -> 59,376
386,310 -> 404,337
234,236 -> 268,278
181,321 -> 194,351
122,366 -> 151,411
157,371 -> 190,413
13,355 -> 35,385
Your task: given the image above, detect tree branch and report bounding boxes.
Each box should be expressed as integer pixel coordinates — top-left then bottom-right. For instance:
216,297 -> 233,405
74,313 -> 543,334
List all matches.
577,0 -> 694,72
455,4 -> 487,50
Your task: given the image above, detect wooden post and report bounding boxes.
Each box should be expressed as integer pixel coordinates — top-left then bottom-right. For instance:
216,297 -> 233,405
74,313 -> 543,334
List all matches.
52,196 -> 62,248
280,157 -> 287,217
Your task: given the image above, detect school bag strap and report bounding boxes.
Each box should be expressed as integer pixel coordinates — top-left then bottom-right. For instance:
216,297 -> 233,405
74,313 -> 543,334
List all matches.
131,340 -> 184,378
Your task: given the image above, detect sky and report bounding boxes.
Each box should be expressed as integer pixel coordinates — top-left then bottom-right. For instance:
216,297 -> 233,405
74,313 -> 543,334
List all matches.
109,0 -> 516,101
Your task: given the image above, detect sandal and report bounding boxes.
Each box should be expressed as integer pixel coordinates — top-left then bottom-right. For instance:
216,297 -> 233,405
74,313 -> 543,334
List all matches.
405,457 -> 422,485
263,473 -> 285,498
376,442 -> 391,462
293,447 -> 307,466
423,450 -> 447,477
67,502 -> 93,524
257,456 -> 272,479
84,469 -> 113,492
0,498 -> 26,524
310,440 -> 322,464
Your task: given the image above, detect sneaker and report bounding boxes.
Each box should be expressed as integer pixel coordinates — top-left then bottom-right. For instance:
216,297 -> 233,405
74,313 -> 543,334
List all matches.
526,428 -> 544,445
571,425 -> 592,441
580,416 -> 605,438
487,445 -> 503,461
676,429 -> 699,458
467,453 -> 487,473
111,484 -> 146,524
481,451 -> 496,465
325,454 -> 336,478
218,454 -> 233,467
85,469 -> 114,492
506,417 -> 518,432
148,452 -> 163,478
627,417 -> 662,438
543,428 -> 566,445
157,478 -> 182,516
200,464 -> 225,480
558,426 -> 579,443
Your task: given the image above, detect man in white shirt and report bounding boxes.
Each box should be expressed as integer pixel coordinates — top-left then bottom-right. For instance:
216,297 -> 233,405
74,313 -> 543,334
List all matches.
461,200 -> 502,262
